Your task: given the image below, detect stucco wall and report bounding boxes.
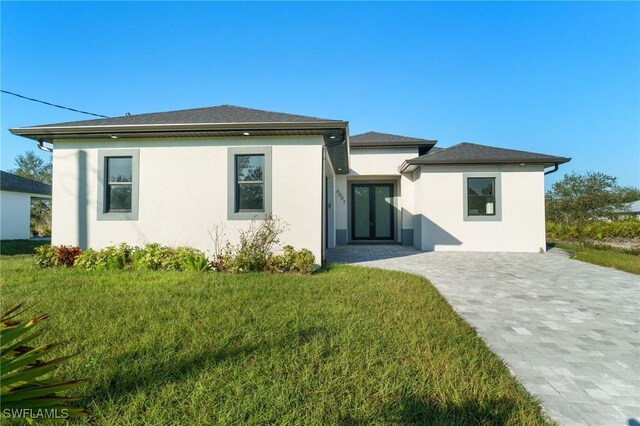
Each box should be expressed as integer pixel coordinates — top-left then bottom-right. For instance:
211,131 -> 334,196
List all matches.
0,191 -> 32,240
414,165 -> 546,252
51,136 -> 324,261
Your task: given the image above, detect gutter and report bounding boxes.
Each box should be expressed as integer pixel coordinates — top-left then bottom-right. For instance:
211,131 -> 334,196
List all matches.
544,164 -> 560,175
37,140 -> 53,153
10,120 -> 349,139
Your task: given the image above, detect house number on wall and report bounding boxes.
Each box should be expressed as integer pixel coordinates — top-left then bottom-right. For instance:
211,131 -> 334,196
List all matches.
336,189 -> 346,205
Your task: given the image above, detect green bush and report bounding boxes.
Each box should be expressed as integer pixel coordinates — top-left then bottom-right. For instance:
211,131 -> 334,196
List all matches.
547,220 -> 640,241
33,236 -> 316,274
179,250 -> 211,272
33,245 -> 81,268
131,243 -> 173,270
34,245 -> 58,268
211,215 -> 288,273
267,245 -> 316,274
73,248 -> 99,269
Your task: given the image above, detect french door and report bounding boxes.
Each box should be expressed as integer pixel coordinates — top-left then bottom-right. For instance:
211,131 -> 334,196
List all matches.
351,183 -> 394,241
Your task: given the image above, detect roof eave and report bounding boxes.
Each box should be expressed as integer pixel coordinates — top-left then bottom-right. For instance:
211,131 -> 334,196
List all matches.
9,120 -> 349,140
406,158 -> 571,167
351,140 -> 437,149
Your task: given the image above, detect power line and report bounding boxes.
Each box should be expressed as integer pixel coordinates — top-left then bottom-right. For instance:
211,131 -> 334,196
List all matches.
0,89 -> 110,118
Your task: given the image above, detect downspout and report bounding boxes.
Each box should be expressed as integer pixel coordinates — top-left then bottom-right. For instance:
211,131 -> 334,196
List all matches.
544,164 -> 559,175
37,139 -> 53,153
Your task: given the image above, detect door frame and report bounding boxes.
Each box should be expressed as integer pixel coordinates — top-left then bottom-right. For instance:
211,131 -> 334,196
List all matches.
350,183 -> 395,241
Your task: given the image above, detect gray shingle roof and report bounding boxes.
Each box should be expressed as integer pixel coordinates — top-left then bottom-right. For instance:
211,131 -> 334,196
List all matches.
0,171 -> 52,196
406,142 -> 571,166
350,131 -> 436,148
22,105 -> 345,128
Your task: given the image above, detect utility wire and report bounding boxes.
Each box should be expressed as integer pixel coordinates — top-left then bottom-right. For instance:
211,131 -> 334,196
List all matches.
0,89 -> 110,118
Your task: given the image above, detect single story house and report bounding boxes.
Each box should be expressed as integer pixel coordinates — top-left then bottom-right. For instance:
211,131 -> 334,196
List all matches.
10,105 -> 570,261
0,170 -> 52,240
615,200 -> 640,218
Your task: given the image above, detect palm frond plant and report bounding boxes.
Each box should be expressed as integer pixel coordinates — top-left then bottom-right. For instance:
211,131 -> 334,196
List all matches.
1,303 -> 89,423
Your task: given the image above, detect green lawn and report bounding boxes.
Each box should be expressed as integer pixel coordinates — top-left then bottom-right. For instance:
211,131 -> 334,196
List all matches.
1,255 -> 551,425
552,241 -> 640,275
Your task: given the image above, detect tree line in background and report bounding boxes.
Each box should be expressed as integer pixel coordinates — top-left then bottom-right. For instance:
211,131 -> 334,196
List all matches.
546,171 -> 640,223
11,151 -> 52,236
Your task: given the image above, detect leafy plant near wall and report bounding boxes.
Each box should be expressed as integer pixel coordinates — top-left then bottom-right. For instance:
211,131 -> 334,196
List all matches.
33,216 -> 316,274
33,245 -> 81,268
211,215 -> 289,273
179,251 -> 211,272
267,245 -> 316,274
0,303 -> 89,422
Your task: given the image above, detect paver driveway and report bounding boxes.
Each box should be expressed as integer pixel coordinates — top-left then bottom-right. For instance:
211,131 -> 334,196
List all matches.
328,246 -> 640,425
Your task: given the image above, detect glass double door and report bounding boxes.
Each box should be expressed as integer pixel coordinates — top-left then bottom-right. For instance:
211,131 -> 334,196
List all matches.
351,184 -> 394,241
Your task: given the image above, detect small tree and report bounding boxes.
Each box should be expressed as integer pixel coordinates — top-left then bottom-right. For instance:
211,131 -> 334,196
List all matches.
546,171 -> 637,223
11,151 -> 52,236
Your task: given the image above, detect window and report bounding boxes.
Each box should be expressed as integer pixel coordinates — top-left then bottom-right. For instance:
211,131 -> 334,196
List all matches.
97,149 -> 139,221
227,146 -> 272,220
106,157 -> 133,212
463,173 -> 501,221
235,154 -> 264,212
467,177 -> 495,216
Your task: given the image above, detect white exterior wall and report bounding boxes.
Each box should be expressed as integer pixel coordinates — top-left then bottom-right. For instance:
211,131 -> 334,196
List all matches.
335,147 -> 419,244
0,191 -> 33,240
51,136 -> 324,261
415,165 -> 546,252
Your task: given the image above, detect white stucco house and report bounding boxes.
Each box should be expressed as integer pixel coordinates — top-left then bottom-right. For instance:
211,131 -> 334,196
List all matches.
0,171 -> 52,240
10,105 -> 570,262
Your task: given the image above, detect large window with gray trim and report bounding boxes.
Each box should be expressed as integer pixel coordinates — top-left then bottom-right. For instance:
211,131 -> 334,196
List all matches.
227,146 -> 272,220
235,154 -> 264,212
97,149 -> 139,221
106,157 -> 133,212
467,177 -> 495,216
463,172 -> 501,222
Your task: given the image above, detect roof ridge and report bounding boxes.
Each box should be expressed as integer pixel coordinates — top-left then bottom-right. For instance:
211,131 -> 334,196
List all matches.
16,104 -> 345,129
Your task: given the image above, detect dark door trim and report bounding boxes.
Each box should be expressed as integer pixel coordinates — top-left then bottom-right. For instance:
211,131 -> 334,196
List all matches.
350,183 -> 394,241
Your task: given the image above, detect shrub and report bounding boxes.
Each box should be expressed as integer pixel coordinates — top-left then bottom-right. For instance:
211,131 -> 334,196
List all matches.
56,246 -> 82,267
179,250 -> 211,272
34,245 -> 57,268
131,243 -> 175,271
547,220 -> 640,241
74,248 -> 99,270
34,245 -> 81,268
267,245 -> 316,274
291,248 -> 316,274
212,215 -> 288,273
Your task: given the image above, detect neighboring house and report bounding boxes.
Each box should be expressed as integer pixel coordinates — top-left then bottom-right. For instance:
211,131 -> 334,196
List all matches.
0,171 -> 52,240
9,105 -> 570,261
615,200 -> 640,218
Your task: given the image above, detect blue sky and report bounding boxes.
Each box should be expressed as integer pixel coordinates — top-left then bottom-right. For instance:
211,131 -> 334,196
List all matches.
2,1 -> 638,188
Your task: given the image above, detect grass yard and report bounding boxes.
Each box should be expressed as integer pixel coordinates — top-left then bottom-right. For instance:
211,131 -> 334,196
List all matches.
552,241 -> 640,275
1,255 -> 551,425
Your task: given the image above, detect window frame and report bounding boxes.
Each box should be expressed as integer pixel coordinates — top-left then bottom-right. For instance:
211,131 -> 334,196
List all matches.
105,157 -> 134,213
463,172 -> 502,222
235,154 -> 265,213
97,149 -> 140,221
227,146 -> 272,220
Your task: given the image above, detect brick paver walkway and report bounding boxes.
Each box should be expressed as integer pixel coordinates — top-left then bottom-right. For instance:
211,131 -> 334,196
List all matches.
327,245 -> 640,425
